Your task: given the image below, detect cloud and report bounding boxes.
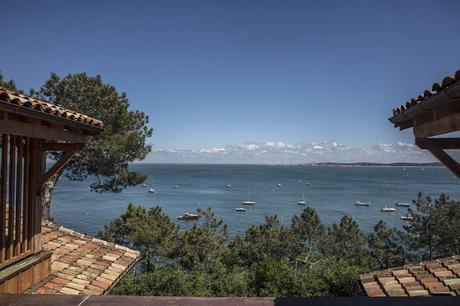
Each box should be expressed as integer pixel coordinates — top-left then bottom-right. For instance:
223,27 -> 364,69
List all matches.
145,140 -> 435,164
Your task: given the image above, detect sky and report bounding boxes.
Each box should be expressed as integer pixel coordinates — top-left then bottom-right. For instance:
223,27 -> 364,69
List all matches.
1,0 -> 459,163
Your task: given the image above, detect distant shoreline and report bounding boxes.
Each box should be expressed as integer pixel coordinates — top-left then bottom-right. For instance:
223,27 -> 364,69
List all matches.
293,162 -> 442,168
132,162 -> 442,167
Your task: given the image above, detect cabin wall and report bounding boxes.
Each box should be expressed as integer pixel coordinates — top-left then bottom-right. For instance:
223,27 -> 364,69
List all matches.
0,251 -> 51,293
0,133 -> 46,291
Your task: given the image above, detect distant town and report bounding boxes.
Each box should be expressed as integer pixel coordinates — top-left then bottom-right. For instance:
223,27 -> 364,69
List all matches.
297,162 -> 442,167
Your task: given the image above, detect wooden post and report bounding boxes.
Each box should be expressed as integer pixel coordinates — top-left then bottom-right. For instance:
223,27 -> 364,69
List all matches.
22,137 -> 30,253
8,135 -> 16,260
0,135 -> 7,263
30,139 -> 45,255
14,136 -> 23,256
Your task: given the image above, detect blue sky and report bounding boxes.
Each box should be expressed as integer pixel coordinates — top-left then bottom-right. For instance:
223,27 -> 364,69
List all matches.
1,0 -> 459,163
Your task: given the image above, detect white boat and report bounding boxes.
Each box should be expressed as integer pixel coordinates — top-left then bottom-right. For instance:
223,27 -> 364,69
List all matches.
355,201 -> 370,206
176,213 -> 199,221
148,188 -> 156,193
396,202 -> 410,207
142,184 -> 147,187
172,185 -> 179,189
277,183 -> 282,187
226,184 -> 232,188
235,207 -> 246,212
242,188 -> 255,205
401,214 -> 414,221
297,193 -> 307,205
381,207 -> 396,212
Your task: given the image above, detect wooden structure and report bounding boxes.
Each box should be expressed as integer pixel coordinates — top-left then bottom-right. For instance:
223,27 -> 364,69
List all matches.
389,70 -> 460,177
0,87 -> 102,293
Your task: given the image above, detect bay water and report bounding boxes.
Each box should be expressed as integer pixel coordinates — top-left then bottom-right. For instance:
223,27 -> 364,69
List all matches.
51,164 -> 460,237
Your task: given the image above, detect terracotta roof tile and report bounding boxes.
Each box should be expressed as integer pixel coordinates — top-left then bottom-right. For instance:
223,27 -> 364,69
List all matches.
391,69 -> 460,116
360,255 -> 460,297
29,221 -> 139,295
0,86 -> 103,129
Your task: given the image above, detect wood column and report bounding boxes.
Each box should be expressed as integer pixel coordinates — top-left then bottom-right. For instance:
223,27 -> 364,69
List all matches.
30,139 -> 45,254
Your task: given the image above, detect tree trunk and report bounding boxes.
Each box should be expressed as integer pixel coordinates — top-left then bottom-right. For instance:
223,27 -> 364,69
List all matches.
41,173 -> 60,221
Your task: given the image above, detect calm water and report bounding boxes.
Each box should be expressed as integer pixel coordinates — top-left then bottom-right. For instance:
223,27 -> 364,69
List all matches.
51,164 -> 460,236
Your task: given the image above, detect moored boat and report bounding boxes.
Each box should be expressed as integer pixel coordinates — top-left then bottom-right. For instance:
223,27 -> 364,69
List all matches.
355,201 -> 370,206
395,202 -> 410,207
401,214 -> 414,221
148,188 -> 156,193
176,213 -> 200,221
297,193 -> 307,205
235,207 -> 246,212
381,207 -> 396,212
242,187 -> 255,205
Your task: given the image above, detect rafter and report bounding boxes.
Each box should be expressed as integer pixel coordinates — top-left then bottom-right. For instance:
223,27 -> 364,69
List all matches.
41,143 -> 84,184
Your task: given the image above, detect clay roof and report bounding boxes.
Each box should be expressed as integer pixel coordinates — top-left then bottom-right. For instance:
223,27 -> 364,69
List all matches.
360,255 -> 460,297
0,86 -> 103,129
29,221 -> 139,295
389,69 -> 460,128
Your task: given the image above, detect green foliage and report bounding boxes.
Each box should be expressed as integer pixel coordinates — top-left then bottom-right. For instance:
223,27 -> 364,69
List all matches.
173,208 -> 229,272
97,204 -> 178,270
228,215 -> 300,267
319,258 -> 362,296
102,193 -> 460,297
403,193 -> 460,260
0,71 -> 18,91
368,220 -> 405,269
36,72 -> 153,192
321,215 -> 369,266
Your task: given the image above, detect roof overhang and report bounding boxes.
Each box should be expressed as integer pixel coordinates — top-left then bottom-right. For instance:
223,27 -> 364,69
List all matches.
389,80 -> 460,137
389,70 -> 460,179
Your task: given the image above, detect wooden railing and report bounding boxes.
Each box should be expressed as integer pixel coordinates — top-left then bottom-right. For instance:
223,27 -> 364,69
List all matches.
0,134 -> 41,269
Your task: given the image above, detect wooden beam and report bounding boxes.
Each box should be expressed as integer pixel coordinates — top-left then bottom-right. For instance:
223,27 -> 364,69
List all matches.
41,143 -> 84,184
428,148 -> 460,178
42,143 -> 85,152
414,111 -> 460,138
415,137 -> 460,150
0,119 -> 88,143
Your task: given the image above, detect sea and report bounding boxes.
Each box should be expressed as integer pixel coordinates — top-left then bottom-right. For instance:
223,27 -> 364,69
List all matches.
51,164 -> 460,237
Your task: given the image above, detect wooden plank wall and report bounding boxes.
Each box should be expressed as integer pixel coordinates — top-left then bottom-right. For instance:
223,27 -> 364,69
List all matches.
0,252 -> 51,294
0,134 -> 40,269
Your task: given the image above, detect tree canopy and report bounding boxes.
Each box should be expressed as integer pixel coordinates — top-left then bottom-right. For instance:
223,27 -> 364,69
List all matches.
102,193 -> 460,297
36,73 -> 153,192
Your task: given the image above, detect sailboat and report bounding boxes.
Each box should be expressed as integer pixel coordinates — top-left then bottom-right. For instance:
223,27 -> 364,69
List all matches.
297,193 -> 307,205
242,188 -> 256,205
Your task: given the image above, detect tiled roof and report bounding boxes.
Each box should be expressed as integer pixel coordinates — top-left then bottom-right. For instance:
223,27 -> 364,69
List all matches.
391,70 -> 460,118
0,86 -> 103,128
29,221 -> 139,295
360,255 -> 460,297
